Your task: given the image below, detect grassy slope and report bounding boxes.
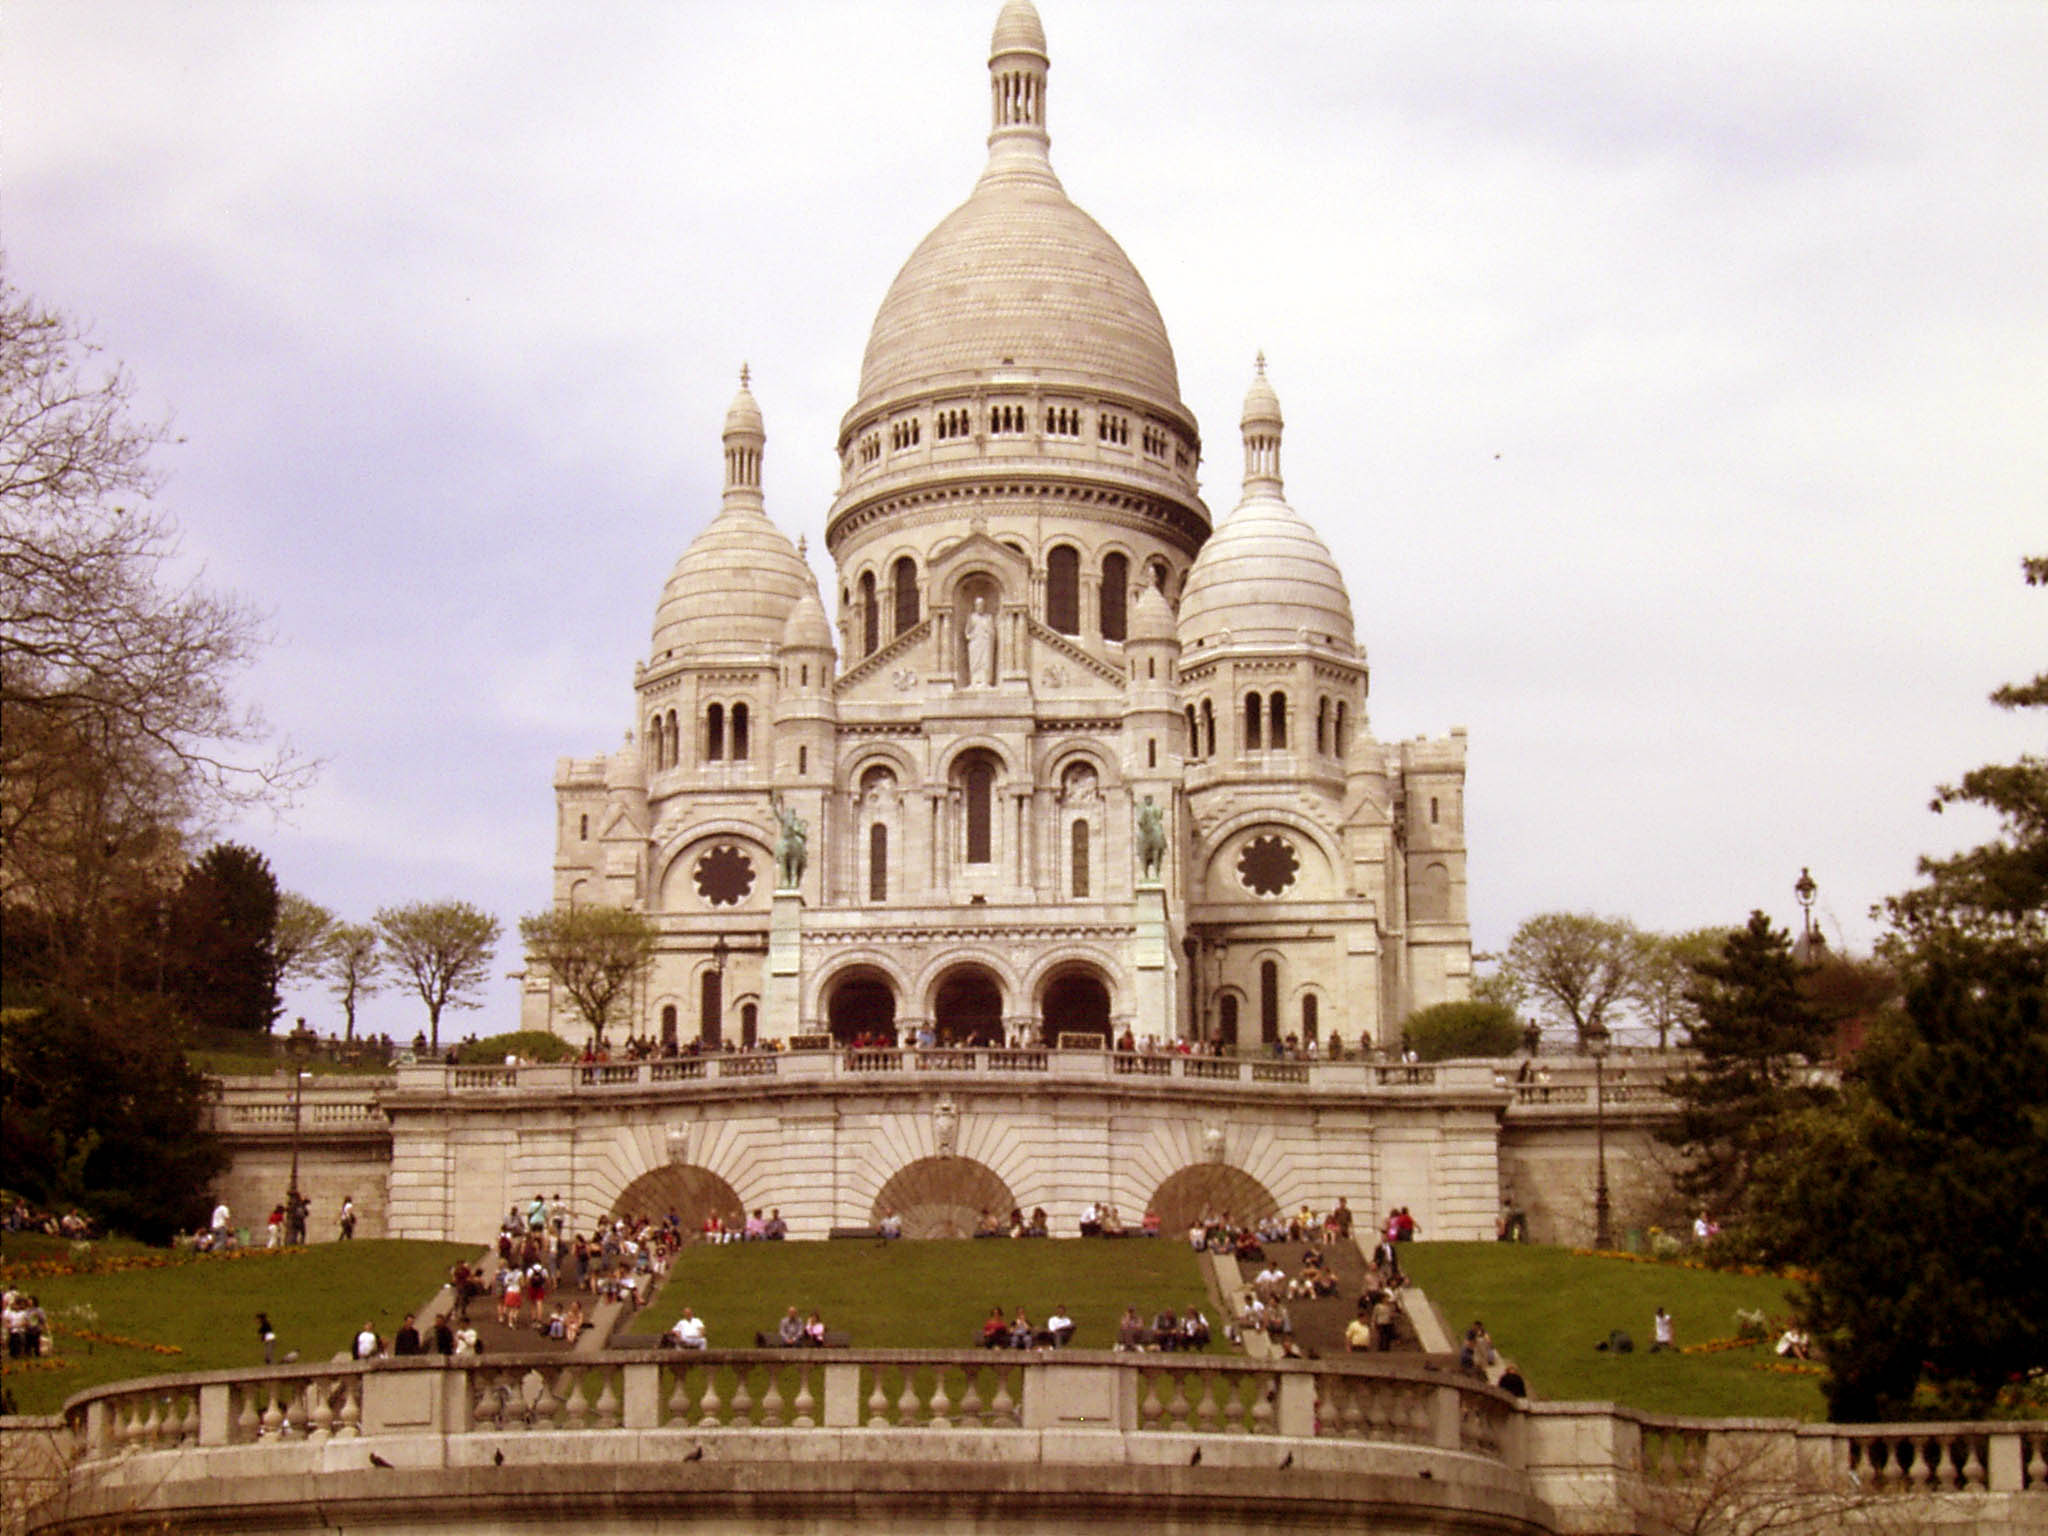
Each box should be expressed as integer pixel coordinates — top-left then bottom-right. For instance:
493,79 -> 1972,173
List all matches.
640,1238 -> 1216,1352
1400,1243 -> 1826,1421
0,1235 -> 477,1415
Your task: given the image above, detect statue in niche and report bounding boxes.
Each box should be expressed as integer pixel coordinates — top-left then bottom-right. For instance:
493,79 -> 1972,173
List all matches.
933,1095 -> 958,1157
963,595 -> 996,686
1136,794 -> 1167,882
1062,764 -> 1098,805
1202,1125 -> 1225,1163
772,795 -> 808,889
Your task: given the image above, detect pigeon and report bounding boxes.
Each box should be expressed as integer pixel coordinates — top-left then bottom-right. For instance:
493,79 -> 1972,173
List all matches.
492,1449 -> 504,1467
1279,1452 -> 1293,1469
1419,1469 -> 1434,1481
368,1453 -> 394,1470
685,1445 -> 705,1462
1189,1447 -> 1202,1466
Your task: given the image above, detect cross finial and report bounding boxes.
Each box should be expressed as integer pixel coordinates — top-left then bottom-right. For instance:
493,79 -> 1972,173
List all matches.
739,362 -> 751,388
1255,350 -> 1267,378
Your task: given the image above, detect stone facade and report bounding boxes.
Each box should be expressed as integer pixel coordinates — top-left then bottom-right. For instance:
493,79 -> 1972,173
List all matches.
523,0 -> 1469,1058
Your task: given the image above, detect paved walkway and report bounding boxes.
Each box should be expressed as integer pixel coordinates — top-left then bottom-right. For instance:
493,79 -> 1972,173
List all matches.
1229,1238 -> 1428,1360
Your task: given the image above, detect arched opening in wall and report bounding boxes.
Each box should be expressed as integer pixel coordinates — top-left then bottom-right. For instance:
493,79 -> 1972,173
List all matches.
1412,861 -> 1451,923
1301,992 -> 1319,1046
1218,993 -> 1240,1049
666,712 -> 679,768
1070,819 -> 1089,898
740,1001 -> 758,1048
610,1164 -> 742,1232
1260,960 -> 1279,1044
706,703 -> 725,762
1244,693 -> 1263,751
1149,1164 -> 1279,1236
1040,969 -> 1110,1042
1269,693 -> 1287,750
869,822 -> 888,902
827,970 -> 897,1045
935,966 -> 1004,1046
1202,699 -> 1216,757
1046,544 -> 1080,634
1335,701 -> 1348,755
860,570 -> 879,655
1100,551 -> 1128,641
648,716 -> 664,772
1316,698 -> 1329,755
731,703 -> 750,761
893,556 -> 919,636
871,1156 -> 1016,1240
700,969 -> 723,1047
1184,705 -> 1199,758
959,753 -> 996,863
660,1003 -> 678,1048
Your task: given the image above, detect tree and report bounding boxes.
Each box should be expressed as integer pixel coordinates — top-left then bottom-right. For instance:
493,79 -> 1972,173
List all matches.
1752,556 -> 2048,1421
271,892 -> 335,996
375,900 -> 501,1049
1402,1000 -> 1521,1061
1502,912 -> 1641,1047
1,275 -> 303,987
1661,912 -> 1833,1222
519,905 -> 656,1048
1631,927 -> 1725,1050
324,922 -> 383,1043
168,841 -> 281,1035
0,994 -> 226,1242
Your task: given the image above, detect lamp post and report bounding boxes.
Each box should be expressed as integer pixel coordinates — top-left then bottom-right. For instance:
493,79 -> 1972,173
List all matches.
1589,1024 -> 1612,1252
1794,866 -> 1818,959
285,1019 -> 311,1245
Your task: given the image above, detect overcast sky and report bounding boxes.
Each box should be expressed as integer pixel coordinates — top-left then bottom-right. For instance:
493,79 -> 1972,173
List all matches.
7,2 -> 2041,1042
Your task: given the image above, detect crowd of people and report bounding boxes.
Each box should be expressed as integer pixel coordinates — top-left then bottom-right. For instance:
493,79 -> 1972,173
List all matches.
3,1288 -> 49,1359
3,1200 -> 93,1239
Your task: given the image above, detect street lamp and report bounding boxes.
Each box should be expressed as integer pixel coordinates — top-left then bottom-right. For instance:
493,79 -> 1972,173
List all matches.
1794,866 -> 1821,963
1589,1024 -> 1613,1252
285,1019 -> 312,1245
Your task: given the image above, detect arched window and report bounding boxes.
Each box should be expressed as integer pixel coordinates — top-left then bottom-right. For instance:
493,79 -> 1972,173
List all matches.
666,711 -> 679,768
706,703 -> 725,762
1147,737 -> 1157,768
579,813 -> 589,841
1201,699 -> 1216,758
741,1001 -> 758,1048
700,969 -> 723,1046
1302,993 -> 1319,1043
1269,692 -> 1287,750
869,822 -> 888,901
1316,698 -> 1329,755
1244,693 -> 1263,752
798,745 -> 808,775
731,702 -> 750,762
893,556 -> 918,636
1100,552 -> 1128,642
649,717 -> 665,771
1047,545 -> 1080,634
660,1003 -> 677,1047
964,757 -> 994,863
859,570 -> 879,655
1185,705 -> 1200,758
1071,819 -> 1090,898
1335,701 -> 1348,755
1260,960 -> 1279,1044
1219,994 -> 1239,1048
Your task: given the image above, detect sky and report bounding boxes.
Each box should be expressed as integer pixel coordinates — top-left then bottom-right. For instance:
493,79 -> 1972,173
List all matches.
6,1 -> 2042,1043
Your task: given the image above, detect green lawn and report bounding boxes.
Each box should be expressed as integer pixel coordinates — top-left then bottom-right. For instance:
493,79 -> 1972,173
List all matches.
639,1238 -> 1217,1352
0,1235 -> 477,1415
1400,1242 -> 1826,1420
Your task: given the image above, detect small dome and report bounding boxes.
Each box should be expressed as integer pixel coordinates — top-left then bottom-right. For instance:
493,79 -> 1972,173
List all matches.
1178,496 -> 1356,653
1242,353 -> 1282,431
1127,576 -> 1176,643
652,507 -> 811,659
990,0 -> 1047,58
724,367 -> 764,439
780,580 -> 836,654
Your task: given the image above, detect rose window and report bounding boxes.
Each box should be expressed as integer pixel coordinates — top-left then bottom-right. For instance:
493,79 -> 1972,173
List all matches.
1236,835 -> 1299,897
693,845 -> 755,907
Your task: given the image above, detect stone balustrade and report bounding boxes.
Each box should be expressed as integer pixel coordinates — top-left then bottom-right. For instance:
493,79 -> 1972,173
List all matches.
41,1356 -> 2047,1535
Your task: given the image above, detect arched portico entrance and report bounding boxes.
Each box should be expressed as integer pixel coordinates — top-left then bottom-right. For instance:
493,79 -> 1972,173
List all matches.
1149,1164 -> 1280,1236
933,966 -> 1004,1046
610,1164 -> 744,1232
827,968 -> 897,1044
1040,968 -> 1111,1042
871,1156 -> 1016,1239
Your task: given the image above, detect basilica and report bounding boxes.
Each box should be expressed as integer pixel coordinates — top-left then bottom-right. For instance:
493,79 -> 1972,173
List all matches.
524,0 -> 1471,1055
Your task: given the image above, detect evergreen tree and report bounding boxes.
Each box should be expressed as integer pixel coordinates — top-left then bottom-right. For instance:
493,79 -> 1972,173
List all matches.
169,842 -> 281,1034
1661,911 -> 1833,1221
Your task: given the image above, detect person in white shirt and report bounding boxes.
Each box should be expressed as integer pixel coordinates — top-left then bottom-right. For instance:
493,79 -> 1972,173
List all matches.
1046,1306 -> 1075,1347
671,1307 -> 707,1350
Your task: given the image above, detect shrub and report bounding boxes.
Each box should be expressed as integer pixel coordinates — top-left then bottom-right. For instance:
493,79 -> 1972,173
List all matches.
453,1030 -> 577,1064
1402,1001 -> 1522,1062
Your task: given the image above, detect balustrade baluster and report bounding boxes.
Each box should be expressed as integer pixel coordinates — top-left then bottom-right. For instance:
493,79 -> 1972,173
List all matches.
989,1367 -> 1017,1427
594,1372 -> 621,1430
473,1375 -> 502,1433
559,1369 -> 587,1430
1908,1436 -> 1933,1488
1138,1371 -> 1164,1431
895,1369 -> 921,1426
791,1365 -> 816,1428
730,1368 -> 755,1427
697,1367 -> 724,1427
1193,1373 -> 1221,1436
1165,1373 -> 1191,1432
759,1366 -> 785,1428
667,1365 -> 694,1426
928,1370 -> 952,1428
260,1387 -> 287,1439
333,1378 -> 362,1439
957,1368 -> 984,1427
308,1380 -> 336,1442
866,1368 -> 892,1427
1250,1375 -> 1276,1435
236,1386 -> 260,1444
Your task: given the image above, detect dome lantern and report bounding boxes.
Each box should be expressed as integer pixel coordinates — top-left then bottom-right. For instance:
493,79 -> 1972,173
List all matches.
1241,352 -> 1284,498
722,364 -> 765,513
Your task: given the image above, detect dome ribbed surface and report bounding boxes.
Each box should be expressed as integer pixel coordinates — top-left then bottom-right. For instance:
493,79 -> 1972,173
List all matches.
1128,578 -> 1175,642
990,0 -> 1047,56
1178,494 -> 1356,652
853,180 -> 1182,419
780,582 -> 835,652
652,508 -> 812,657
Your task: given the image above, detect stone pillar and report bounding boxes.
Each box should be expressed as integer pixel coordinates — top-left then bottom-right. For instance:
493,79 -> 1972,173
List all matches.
1133,883 -> 1169,1040
767,890 -> 803,1039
